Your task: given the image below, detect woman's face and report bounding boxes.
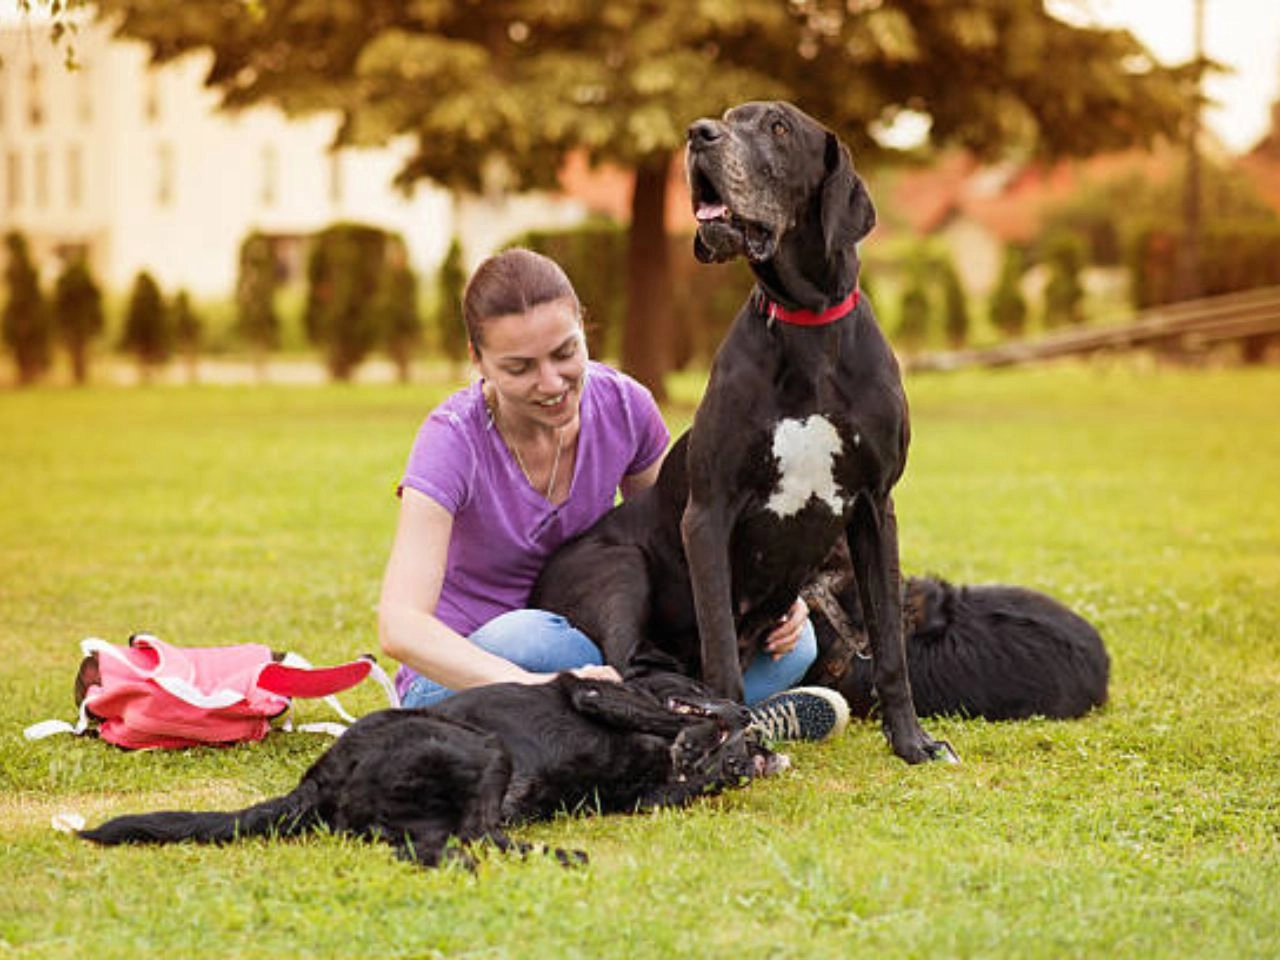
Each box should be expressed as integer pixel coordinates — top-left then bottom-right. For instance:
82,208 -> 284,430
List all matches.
474,298 -> 587,432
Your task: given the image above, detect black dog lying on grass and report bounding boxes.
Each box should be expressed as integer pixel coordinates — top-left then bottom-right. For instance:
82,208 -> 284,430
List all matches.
803,568 -> 1110,721
80,672 -> 785,869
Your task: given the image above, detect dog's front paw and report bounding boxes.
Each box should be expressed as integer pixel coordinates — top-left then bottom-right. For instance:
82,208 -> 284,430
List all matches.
924,738 -> 960,764
885,721 -> 961,765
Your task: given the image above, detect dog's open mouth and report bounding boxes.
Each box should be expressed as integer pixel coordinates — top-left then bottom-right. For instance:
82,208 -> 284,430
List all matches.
754,749 -> 790,777
689,169 -> 776,264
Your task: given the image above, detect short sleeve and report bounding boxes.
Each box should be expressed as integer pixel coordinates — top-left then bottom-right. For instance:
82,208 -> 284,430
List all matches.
623,376 -> 670,476
398,409 -> 477,515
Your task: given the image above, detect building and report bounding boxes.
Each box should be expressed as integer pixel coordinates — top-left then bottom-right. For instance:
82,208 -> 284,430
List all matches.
0,15 -> 591,296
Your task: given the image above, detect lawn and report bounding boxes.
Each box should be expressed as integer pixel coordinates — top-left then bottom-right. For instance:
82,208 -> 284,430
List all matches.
1,364 -> 1278,959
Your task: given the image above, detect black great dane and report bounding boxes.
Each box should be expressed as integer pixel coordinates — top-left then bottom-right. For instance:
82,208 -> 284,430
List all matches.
534,101 -> 954,764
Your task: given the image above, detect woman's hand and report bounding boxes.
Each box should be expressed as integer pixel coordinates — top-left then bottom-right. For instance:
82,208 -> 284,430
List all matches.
763,597 -> 810,660
522,664 -> 623,685
569,664 -> 623,682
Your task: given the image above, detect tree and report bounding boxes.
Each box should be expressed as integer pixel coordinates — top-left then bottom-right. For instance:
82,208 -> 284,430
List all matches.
52,256 -> 105,385
895,258 -> 931,354
95,0 -> 1191,398
434,236 -> 468,372
235,232 -> 280,380
372,240 -> 422,384
2,231 -> 52,386
121,270 -> 170,381
991,247 -> 1029,340
1042,231 -> 1087,328
937,256 -> 970,348
305,223 -> 389,381
172,290 -> 203,383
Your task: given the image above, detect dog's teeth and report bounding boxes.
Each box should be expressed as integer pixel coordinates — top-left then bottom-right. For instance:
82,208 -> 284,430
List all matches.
696,202 -> 728,222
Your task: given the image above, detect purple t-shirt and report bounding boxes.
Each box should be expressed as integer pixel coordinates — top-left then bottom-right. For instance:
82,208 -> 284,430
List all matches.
395,361 -> 669,694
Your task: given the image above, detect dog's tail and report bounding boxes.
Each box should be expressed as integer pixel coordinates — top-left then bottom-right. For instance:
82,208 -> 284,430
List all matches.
79,780 -> 321,847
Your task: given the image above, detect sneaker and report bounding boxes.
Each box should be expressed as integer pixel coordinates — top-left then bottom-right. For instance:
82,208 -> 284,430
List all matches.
748,687 -> 851,743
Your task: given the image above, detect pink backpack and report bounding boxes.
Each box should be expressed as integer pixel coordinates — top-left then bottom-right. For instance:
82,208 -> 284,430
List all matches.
25,634 -> 399,749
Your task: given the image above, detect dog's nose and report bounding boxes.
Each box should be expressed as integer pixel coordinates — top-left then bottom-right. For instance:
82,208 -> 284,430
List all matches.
687,119 -> 724,146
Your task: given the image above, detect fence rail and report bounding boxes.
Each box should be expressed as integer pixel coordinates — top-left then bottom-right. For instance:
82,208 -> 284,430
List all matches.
906,286 -> 1280,373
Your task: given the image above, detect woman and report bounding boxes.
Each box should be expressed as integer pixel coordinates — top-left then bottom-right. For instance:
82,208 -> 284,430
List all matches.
378,249 -> 847,741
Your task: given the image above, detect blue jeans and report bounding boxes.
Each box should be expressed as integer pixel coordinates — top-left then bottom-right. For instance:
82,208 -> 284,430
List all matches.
400,608 -> 818,709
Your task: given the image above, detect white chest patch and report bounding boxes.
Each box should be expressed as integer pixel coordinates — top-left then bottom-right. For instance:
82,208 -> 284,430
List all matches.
764,415 -> 847,519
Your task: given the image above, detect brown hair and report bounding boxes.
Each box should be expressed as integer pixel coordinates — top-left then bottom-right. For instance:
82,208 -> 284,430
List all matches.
462,248 -> 581,353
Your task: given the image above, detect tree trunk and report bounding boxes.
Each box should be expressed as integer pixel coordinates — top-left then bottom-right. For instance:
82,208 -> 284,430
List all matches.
70,342 -> 89,385
621,154 -> 673,404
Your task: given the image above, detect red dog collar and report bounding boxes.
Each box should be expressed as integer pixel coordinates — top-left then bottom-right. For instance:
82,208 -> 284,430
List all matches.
755,288 -> 860,326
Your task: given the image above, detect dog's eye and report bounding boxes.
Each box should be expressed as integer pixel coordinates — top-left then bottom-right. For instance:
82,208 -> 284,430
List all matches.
772,121 -> 789,137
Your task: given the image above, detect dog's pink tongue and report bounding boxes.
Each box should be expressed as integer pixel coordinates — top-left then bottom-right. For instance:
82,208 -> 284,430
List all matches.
696,202 -> 728,222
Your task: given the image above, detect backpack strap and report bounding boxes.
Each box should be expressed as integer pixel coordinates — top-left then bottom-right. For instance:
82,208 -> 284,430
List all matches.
23,637 -> 119,741
259,652 -> 400,722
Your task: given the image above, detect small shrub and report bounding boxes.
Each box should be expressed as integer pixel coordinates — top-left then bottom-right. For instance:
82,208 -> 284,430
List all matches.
372,240 -> 422,384
434,236 -> 468,368
53,256 -> 105,385
305,223 -> 390,381
2,231 -> 52,386
120,270 -> 170,380
1042,231 -> 1088,328
896,263 -> 931,352
991,247 -> 1029,339
236,232 -> 280,374
937,256 -> 970,348
172,290 -> 202,383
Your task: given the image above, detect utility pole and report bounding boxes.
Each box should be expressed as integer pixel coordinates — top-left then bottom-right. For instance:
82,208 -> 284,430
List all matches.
1178,0 -> 1205,301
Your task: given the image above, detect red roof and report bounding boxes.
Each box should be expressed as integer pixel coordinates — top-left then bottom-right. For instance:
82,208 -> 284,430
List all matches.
884,148 -> 1180,243
556,150 -> 691,230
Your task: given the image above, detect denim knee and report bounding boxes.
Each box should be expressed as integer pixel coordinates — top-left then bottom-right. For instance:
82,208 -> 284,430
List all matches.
742,620 -> 819,706
469,609 -> 604,674
400,609 -> 603,710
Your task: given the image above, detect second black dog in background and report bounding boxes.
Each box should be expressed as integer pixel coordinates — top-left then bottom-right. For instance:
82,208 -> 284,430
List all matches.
803,570 -> 1110,721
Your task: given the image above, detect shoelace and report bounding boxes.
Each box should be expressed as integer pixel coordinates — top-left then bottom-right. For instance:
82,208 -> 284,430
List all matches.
749,700 -> 801,741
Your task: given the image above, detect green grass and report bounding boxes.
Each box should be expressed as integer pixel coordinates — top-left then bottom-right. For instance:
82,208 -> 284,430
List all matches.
2,365 -> 1279,959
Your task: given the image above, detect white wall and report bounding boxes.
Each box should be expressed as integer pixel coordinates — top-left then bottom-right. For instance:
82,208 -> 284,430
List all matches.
0,18 -> 581,298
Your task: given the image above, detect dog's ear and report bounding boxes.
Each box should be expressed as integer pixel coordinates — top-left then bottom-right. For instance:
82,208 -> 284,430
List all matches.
821,134 -> 876,256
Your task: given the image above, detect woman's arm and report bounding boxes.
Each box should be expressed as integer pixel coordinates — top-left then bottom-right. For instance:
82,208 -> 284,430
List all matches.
619,450 -> 665,500
378,488 -> 541,690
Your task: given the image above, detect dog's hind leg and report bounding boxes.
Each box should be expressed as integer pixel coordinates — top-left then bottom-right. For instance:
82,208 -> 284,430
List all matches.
485,831 -> 589,867
847,495 -> 957,764
455,734 -> 511,841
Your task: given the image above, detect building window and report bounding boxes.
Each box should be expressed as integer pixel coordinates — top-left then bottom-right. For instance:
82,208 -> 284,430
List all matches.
67,145 -> 83,209
77,64 -> 93,125
328,151 -> 343,206
28,64 -> 44,127
260,144 -> 277,207
144,71 -> 160,123
34,148 -> 49,209
156,142 -> 173,207
5,151 -> 20,210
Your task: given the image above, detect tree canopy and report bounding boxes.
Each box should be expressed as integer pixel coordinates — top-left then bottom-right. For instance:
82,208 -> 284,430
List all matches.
80,0 -> 1194,394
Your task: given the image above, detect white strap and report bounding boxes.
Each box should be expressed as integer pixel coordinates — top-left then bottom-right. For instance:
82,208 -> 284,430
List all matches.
295,721 -> 350,737
24,698 -> 93,741
365,657 -> 401,709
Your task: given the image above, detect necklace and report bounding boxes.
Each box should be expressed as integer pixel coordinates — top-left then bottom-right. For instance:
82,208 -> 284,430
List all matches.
486,386 -> 564,501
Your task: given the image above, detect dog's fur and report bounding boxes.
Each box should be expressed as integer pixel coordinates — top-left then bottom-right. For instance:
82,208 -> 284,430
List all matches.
803,570 -> 1110,720
540,101 -> 951,763
79,672 -> 783,868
